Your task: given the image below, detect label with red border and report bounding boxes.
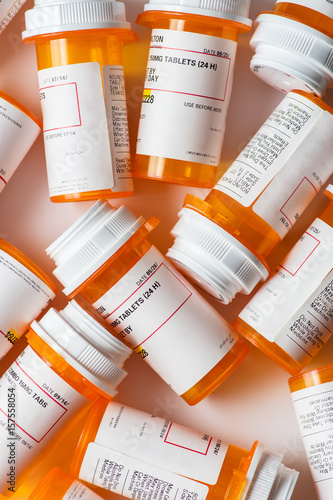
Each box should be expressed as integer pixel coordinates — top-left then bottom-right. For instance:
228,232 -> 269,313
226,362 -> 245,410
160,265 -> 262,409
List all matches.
93,246 -> 237,395
136,29 -> 237,166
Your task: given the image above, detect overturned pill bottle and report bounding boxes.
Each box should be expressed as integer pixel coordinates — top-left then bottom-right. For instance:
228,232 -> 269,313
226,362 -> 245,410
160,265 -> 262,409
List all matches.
71,399 -> 299,500
22,0 -> 137,202
0,0 -> 27,32
27,467 -> 106,499
167,90 -> 333,304
289,364 -> 333,500
249,2 -> 333,96
132,0 -> 252,188
46,199 -> 248,406
234,184 -> 333,375
0,299 -> 131,497
0,90 -> 41,194
0,239 -> 57,360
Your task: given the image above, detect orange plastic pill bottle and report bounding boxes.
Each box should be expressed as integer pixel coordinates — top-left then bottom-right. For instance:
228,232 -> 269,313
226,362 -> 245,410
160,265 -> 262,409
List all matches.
27,467 -> 106,499
46,199 -> 248,406
71,399 -> 299,500
289,364 -> 333,500
0,90 -> 41,193
22,0 -> 137,203
0,299 -> 131,497
0,239 -> 57,360
249,2 -> 333,96
167,90 -> 333,304
234,184 -> 333,375
132,0 -> 252,188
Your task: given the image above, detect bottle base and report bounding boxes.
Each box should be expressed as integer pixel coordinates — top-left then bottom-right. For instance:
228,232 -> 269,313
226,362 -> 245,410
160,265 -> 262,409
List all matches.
50,189 -> 133,202
180,337 -> 249,405
133,154 -> 217,188
233,318 -> 304,376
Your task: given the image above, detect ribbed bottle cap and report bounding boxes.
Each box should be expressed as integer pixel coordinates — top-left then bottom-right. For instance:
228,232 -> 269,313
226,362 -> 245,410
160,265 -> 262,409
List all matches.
142,0 -> 252,27
23,0 -> 132,39
249,13 -> 333,97
167,208 -> 269,304
46,200 -> 145,296
31,300 -> 131,397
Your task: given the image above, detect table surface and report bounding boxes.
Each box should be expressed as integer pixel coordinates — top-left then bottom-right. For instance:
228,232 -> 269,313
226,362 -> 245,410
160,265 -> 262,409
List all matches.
0,1 -> 332,499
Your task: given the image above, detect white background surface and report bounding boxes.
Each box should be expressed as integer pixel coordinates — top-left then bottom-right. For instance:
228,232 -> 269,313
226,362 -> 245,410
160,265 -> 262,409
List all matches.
0,1 -> 332,499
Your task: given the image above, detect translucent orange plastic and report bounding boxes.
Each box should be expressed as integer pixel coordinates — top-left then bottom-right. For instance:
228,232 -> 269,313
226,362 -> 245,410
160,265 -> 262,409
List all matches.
133,10 -> 251,188
0,90 -> 42,129
71,398 -> 253,500
289,364 -> 333,394
28,468 -> 77,500
24,29 -> 137,202
273,2 -> 333,37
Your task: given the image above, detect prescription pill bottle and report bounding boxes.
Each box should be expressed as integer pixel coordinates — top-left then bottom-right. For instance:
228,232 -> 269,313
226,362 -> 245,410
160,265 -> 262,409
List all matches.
167,90 -> 333,304
249,4 -> 333,96
0,299 -> 131,497
0,0 -> 27,32
234,184 -> 333,375
0,239 -> 57,360
27,467 -> 106,499
289,364 -> 333,500
132,0 -> 252,188
22,0 -> 137,203
71,399 -> 299,500
0,90 -> 41,193
46,199 -> 248,406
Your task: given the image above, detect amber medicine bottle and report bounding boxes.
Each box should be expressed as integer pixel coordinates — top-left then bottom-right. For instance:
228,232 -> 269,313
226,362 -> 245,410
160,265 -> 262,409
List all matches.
28,467 -> 105,499
22,0 -> 137,203
46,199 -> 248,406
132,0 -> 252,188
0,239 -> 57,359
0,299 -> 131,497
289,364 -> 333,500
71,399 -> 298,500
234,184 -> 333,375
249,1 -> 333,96
167,90 -> 333,304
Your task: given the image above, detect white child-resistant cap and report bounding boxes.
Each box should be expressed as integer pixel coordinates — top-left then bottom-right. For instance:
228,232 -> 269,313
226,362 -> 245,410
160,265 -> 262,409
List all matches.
249,13 -> 333,97
46,200 -> 146,296
22,0 -> 132,39
167,207 -> 269,304
142,0 -> 252,27
31,299 -> 131,397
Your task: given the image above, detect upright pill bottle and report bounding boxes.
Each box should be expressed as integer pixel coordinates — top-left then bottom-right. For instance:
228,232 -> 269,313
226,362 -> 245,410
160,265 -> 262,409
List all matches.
71,399 -> 298,500
167,90 -> 333,304
0,299 -> 131,497
249,2 -> 333,96
132,0 -> 252,188
46,199 -> 248,406
27,467 -> 105,499
234,184 -> 333,375
22,0 -> 137,202
289,364 -> 333,500
0,90 -> 41,194
0,239 -> 57,359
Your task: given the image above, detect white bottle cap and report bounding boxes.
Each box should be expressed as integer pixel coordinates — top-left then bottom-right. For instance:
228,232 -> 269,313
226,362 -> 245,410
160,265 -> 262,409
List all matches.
23,0 -> 132,39
31,299 -> 132,397
46,200 -> 145,296
142,0 -> 252,27
167,207 -> 269,304
249,13 -> 333,97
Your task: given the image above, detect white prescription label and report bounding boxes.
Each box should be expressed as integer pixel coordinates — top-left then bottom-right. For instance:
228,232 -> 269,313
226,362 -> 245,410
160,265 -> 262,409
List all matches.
0,346 -> 88,493
215,93 -> 333,237
275,0 -> 333,16
239,218 -> 333,364
93,402 -> 227,485
0,249 -> 55,359
79,442 -> 209,500
0,0 -> 26,32
63,480 -> 105,499
291,381 -> 333,499
93,246 -> 237,394
39,62 -> 132,197
0,95 -> 40,193
136,29 -> 237,165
